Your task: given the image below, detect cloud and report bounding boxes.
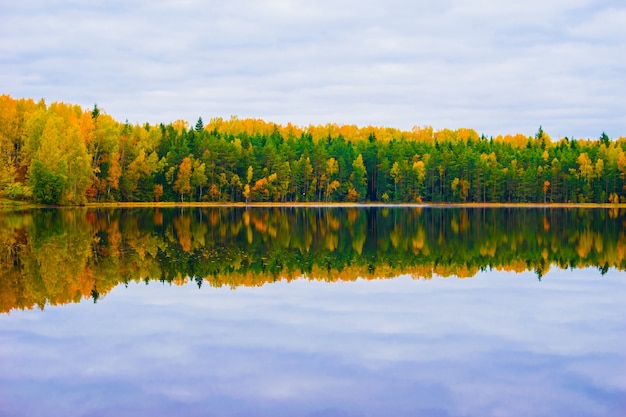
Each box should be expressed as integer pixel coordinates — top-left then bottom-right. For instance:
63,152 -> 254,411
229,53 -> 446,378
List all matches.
1,269 -> 625,417
1,0 -> 624,138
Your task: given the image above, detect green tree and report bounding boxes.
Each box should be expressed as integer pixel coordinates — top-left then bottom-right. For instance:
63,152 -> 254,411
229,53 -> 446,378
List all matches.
195,117 -> 204,132
352,154 -> 367,201
390,161 -> 403,201
230,174 -> 242,201
30,160 -> 65,204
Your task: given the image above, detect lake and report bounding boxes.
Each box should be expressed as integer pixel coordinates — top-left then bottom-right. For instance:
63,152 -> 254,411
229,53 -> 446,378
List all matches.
0,207 -> 625,417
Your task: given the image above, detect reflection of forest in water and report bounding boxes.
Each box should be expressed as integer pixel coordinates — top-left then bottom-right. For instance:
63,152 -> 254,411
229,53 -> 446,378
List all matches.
1,207 -> 625,312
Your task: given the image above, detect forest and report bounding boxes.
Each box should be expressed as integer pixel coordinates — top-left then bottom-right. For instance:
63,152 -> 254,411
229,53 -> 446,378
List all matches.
1,94 -> 626,205
1,207 -> 624,312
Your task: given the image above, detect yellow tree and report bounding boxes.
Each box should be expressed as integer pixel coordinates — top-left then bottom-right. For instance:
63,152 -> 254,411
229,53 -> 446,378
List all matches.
190,159 -> 207,201
106,152 -> 122,198
61,121 -> 92,204
29,115 -> 67,204
595,158 -> 605,201
543,181 -> 550,203
412,160 -> 426,202
22,102 -> 93,204
618,151 -> 626,199
326,157 -> 339,179
90,113 -> 120,198
577,153 -> 594,183
0,95 -> 19,188
153,184 -> 163,202
124,150 -> 150,199
246,165 -> 254,185
174,157 -> 192,202
243,184 -> 251,203
22,106 -> 52,172
327,180 -> 340,201
390,161 -> 402,200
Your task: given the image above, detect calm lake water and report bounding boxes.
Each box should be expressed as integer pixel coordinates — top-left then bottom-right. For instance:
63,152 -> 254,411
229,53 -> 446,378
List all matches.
0,207 -> 625,417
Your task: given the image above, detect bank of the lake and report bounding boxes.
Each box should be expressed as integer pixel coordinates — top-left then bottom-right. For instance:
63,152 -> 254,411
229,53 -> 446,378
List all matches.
3,199 -> 626,210
82,201 -> 626,209
0,198 -> 42,210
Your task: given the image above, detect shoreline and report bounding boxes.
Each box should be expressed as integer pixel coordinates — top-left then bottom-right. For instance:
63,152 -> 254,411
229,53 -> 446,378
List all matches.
4,201 -> 623,209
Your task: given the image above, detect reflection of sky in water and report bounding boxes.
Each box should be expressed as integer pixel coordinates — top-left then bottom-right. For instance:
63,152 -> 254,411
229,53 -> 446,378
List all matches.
1,268 -> 625,417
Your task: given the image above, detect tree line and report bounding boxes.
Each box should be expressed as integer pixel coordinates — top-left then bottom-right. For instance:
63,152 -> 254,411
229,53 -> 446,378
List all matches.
1,94 -> 626,205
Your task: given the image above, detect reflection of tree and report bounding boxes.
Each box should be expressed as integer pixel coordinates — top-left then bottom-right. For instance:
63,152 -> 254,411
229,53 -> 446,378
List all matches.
25,211 -> 94,306
1,207 -> 625,312
1,210 -> 96,311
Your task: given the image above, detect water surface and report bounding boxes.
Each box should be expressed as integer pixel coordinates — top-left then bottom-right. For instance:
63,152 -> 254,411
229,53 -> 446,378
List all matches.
0,208 -> 624,416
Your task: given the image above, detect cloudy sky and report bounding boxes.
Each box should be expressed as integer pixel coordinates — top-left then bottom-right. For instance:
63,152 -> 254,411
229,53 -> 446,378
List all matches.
2,0 -> 625,139
2,269 -> 625,416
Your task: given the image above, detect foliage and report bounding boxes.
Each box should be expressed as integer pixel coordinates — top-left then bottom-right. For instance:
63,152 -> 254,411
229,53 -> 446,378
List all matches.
1,94 -> 626,205
2,182 -> 32,200
29,160 -> 66,204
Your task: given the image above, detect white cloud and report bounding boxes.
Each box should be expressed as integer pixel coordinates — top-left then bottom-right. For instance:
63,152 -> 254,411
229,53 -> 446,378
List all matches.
1,269 -> 625,416
1,0 -> 624,138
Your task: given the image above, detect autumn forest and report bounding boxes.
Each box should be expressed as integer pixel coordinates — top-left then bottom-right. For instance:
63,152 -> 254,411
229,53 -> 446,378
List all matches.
1,95 -> 626,205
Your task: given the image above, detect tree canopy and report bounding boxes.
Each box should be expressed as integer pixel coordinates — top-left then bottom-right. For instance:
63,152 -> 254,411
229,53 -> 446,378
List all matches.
1,94 -> 626,205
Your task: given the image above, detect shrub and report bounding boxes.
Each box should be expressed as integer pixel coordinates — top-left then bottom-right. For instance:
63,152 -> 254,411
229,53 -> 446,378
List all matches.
3,182 -> 33,201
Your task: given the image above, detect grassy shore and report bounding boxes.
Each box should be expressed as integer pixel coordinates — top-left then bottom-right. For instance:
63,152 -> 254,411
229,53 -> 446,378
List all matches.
85,201 -> 626,209
0,198 -> 42,210
2,197 -> 626,209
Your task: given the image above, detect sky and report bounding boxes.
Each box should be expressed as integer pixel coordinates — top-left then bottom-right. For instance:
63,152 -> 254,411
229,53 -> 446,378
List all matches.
1,269 -> 625,416
2,0 -> 625,139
